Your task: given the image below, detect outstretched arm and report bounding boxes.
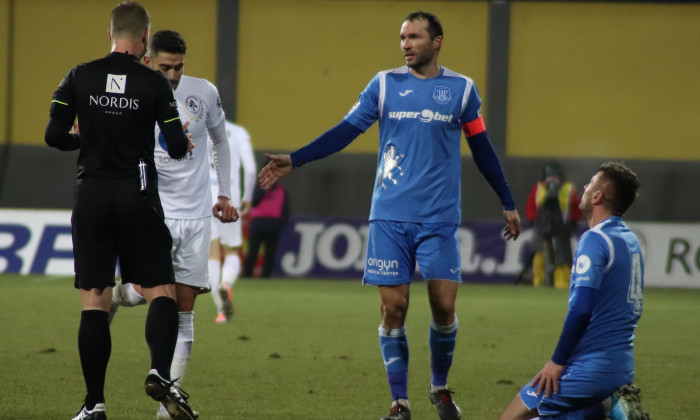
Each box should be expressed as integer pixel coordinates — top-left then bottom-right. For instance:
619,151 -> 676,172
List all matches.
289,120 -> 362,167
258,120 -> 362,188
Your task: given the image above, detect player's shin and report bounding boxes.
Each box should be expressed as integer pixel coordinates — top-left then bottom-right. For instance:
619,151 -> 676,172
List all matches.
222,253 -> 241,287
171,311 -> 194,387
429,315 -> 458,390
207,260 -> 223,313
145,297 -> 178,380
379,325 -> 410,402
78,310 -> 111,409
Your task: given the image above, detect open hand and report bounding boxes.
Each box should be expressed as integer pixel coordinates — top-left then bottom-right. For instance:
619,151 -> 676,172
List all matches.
258,153 -> 293,189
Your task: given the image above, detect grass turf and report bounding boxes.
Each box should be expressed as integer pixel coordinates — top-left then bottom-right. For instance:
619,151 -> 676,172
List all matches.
0,274 -> 698,419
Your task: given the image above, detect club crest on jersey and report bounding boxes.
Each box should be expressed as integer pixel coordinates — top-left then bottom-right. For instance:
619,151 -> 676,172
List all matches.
185,96 -> 203,120
432,86 -> 451,104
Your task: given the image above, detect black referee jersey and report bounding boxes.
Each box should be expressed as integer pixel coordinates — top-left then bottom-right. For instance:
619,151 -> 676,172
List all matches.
45,52 -> 188,179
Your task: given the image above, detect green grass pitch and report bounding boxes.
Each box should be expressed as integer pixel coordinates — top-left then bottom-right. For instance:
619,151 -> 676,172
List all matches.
0,274 -> 698,419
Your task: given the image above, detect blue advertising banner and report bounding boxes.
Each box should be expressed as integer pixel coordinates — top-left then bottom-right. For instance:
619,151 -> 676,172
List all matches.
272,216 -> 538,284
2,210 -> 698,288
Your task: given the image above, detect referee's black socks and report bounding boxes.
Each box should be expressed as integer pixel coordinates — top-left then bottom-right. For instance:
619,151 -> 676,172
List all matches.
145,296 -> 179,380
78,309 -> 111,409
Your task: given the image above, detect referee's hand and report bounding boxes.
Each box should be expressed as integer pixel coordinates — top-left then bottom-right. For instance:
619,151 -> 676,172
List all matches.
213,196 -> 239,223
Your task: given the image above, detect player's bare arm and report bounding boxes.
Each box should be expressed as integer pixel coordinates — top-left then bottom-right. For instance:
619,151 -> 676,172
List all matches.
213,196 -> 239,223
259,153 -> 293,189
503,209 -> 521,240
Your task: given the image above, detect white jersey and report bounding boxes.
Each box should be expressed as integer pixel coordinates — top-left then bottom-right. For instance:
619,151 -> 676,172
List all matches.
209,120 -> 256,207
154,75 -> 231,219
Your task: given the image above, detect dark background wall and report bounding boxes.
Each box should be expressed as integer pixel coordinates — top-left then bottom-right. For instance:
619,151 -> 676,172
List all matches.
3,146 -> 698,223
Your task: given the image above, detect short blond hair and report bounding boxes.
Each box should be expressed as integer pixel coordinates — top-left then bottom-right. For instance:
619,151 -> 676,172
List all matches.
110,2 -> 150,41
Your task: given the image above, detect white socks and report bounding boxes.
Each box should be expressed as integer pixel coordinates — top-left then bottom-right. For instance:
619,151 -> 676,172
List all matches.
157,311 -> 194,418
112,281 -> 146,307
171,311 -> 194,387
208,259 -> 223,312
221,254 -> 241,288
392,399 -> 410,409
430,315 -> 458,334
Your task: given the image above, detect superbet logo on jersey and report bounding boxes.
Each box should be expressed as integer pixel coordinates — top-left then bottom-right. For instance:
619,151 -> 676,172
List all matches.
387,109 -> 454,123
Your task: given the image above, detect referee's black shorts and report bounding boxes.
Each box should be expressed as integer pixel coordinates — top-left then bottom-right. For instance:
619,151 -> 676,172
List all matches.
71,176 -> 175,290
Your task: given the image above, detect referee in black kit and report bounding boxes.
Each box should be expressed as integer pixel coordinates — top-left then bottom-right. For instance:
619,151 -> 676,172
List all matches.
45,2 -> 197,420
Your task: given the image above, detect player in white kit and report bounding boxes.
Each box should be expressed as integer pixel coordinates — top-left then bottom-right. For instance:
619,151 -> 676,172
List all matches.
207,120 -> 257,322
109,30 -> 239,419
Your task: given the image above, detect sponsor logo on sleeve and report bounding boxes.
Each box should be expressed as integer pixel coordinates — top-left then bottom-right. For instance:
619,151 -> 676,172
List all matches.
575,255 -> 591,275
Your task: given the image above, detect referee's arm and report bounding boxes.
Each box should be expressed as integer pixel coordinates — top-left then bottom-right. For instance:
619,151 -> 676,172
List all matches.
45,99 -> 80,151
155,79 -> 189,160
157,116 -> 189,160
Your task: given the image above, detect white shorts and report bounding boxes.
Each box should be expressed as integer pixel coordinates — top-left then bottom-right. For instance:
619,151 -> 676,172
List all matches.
210,216 -> 242,248
165,217 -> 211,290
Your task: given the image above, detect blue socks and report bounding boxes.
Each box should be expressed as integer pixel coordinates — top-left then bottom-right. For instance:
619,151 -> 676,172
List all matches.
429,316 -> 458,388
379,317 -> 459,402
379,325 -> 409,401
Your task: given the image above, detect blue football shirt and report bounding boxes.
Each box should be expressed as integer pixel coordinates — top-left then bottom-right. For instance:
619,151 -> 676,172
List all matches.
568,216 -> 644,373
344,66 -> 482,224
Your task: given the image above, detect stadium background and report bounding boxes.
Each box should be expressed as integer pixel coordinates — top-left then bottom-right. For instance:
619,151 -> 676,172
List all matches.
0,0 -> 698,222
0,4 -> 697,418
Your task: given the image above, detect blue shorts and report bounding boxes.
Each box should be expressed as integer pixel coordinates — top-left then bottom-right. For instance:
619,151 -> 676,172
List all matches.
519,364 -> 633,417
363,220 -> 461,286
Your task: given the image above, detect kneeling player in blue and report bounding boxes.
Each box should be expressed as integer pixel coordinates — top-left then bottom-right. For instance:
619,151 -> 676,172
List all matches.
258,11 -> 521,420
499,162 -> 651,420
